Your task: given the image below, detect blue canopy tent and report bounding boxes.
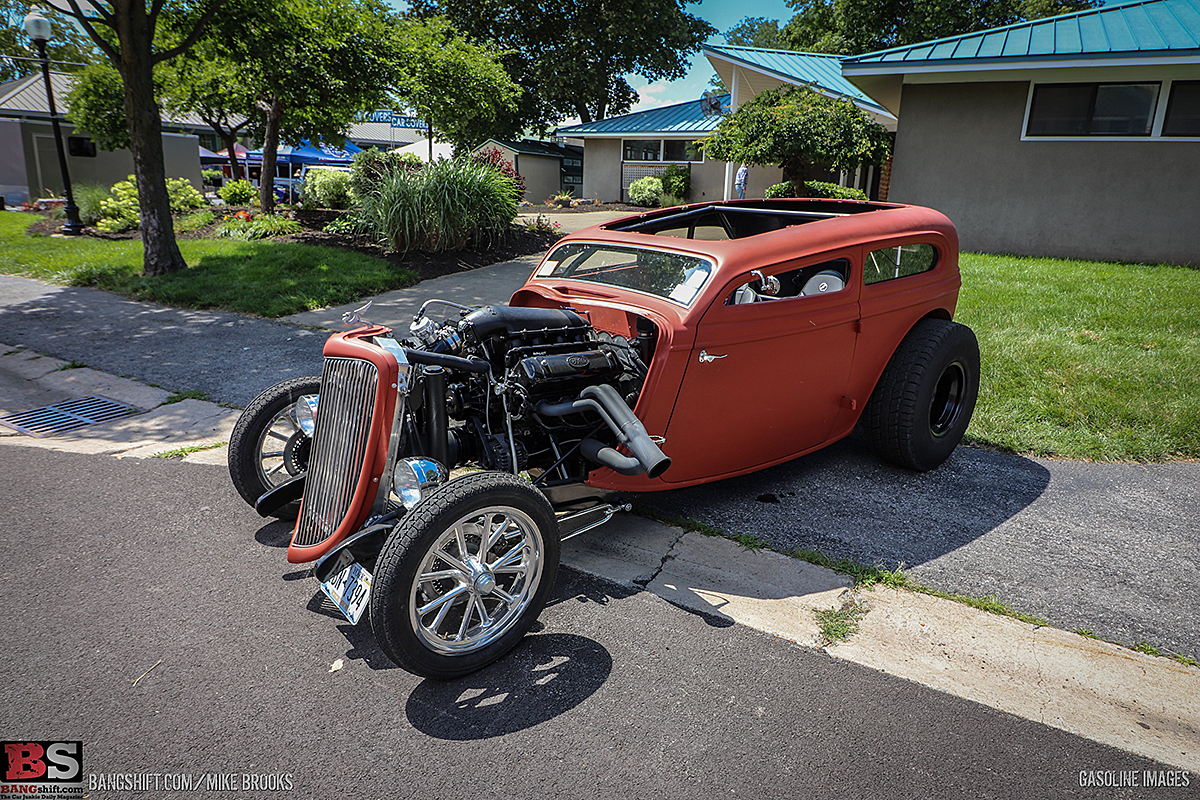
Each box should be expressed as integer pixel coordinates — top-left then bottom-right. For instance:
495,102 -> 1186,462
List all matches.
245,140 -> 363,200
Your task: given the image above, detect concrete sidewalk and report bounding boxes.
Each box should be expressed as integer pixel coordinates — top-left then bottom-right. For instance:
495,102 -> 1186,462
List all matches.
1,341 -> 1196,772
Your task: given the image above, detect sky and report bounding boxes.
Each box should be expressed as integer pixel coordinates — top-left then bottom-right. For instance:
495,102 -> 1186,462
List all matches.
623,0 -> 797,113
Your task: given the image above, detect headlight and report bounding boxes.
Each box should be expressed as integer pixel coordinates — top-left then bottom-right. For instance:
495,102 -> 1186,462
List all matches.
392,457 -> 448,509
294,395 -> 319,436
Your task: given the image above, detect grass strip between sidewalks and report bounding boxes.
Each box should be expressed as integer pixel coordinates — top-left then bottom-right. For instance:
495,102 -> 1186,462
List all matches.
0,212 -> 418,318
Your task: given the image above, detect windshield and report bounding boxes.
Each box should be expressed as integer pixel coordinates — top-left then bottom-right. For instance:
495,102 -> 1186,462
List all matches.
535,242 -> 714,307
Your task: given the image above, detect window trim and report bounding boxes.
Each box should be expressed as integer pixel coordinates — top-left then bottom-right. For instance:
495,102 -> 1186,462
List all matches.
1021,79 -> 1200,142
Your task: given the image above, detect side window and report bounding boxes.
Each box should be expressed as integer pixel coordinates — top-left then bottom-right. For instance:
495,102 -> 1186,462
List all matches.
727,258 -> 850,304
865,244 -> 937,285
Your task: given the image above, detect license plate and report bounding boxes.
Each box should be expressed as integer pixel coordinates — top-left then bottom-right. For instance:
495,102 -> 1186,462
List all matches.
319,550 -> 373,625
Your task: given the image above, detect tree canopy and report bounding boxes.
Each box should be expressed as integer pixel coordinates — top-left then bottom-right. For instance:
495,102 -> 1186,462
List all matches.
1,0 -> 97,82
782,0 -> 1101,55
704,86 -> 891,196
390,16 -> 520,154
201,0 -> 402,212
412,0 -> 715,129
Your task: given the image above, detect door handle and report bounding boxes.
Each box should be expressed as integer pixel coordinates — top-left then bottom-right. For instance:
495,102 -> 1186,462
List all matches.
698,350 -> 727,363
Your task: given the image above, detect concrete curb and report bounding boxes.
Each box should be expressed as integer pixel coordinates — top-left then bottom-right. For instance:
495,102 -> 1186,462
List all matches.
0,342 -> 238,460
4,340 -> 1197,771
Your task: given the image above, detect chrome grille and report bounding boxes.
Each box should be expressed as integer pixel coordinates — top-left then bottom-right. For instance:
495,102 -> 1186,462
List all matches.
293,357 -> 379,548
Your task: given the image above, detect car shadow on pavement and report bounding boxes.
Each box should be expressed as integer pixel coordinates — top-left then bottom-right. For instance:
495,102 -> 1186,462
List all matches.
405,632 -> 613,739
641,431 -> 1053,572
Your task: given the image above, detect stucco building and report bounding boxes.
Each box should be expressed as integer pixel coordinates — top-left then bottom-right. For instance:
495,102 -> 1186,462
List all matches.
842,0 -> 1200,265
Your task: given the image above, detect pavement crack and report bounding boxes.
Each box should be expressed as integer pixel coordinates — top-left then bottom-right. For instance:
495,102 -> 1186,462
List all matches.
631,530 -> 687,590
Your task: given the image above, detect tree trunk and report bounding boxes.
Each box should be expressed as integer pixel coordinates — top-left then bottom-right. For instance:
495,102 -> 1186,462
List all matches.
259,99 -> 283,213
116,0 -> 186,276
783,160 -> 809,197
223,133 -> 242,180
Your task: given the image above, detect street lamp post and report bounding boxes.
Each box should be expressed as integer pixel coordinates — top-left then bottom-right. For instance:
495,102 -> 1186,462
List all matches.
23,10 -> 84,236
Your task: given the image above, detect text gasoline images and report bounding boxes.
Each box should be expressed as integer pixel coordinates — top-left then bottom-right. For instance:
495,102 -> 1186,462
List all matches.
1078,770 -> 1190,788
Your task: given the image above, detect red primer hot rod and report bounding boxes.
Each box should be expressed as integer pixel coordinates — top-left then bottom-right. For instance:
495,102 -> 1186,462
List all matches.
228,199 -> 980,678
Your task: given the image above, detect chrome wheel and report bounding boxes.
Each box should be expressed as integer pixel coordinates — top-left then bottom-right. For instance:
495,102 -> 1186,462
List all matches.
410,506 -> 545,655
370,472 -> 560,678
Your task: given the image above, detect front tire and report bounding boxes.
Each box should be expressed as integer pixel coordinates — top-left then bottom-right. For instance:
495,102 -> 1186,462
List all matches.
863,319 -> 979,471
227,377 -> 320,519
370,472 -> 561,679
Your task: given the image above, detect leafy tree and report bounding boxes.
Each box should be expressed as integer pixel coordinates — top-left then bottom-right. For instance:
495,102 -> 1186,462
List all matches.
1,0 -> 97,82
65,61 -> 136,150
412,0 -> 715,129
203,0 -> 401,213
704,86 -> 891,196
783,0 -> 1101,55
158,39 -> 260,180
725,16 -> 789,50
39,0 -> 227,276
391,16 -> 519,154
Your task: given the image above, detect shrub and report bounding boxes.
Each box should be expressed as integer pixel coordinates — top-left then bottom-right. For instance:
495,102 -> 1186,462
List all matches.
354,157 -> 518,253
168,178 -> 206,212
472,147 -> 526,198
764,180 -> 868,200
805,181 -> 868,201
219,179 -> 257,205
301,169 -> 353,209
350,149 -> 421,200
176,208 -> 215,232
662,163 -> 691,201
215,211 -> 302,240
628,176 -> 663,207
201,169 -> 223,185
764,182 -> 795,199
73,182 -> 110,226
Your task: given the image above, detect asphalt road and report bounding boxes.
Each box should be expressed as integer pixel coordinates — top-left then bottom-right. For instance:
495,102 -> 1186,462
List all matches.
0,446 -> 1173,799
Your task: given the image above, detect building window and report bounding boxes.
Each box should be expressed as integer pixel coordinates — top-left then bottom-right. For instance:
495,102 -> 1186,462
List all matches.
663,140 -> 703,162
1163,81 -> 1200,137
622,139 -> 704,162
1026,83 -> 1159,137
67,136 -> 96,158
623,140 -> 661,161
563,158 -> 582,167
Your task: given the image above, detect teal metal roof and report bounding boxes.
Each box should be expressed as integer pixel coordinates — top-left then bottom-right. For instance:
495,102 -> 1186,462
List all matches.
704,45 -> 888,113
844,0 -> 1200,66
557,94 -> 728,136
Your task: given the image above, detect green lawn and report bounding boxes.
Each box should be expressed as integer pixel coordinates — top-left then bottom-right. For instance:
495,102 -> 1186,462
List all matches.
3,211 -> 1198,462
955,253 -> 1200,462
0,211 -> 417,318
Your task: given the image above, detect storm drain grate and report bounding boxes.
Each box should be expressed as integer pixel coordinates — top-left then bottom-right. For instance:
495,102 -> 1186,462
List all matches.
0,395 -> 139,437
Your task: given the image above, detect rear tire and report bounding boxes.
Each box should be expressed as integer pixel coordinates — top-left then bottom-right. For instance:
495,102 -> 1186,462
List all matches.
370,472 -> 560,679
863,319 -> 979,471
228,377 -> 320,519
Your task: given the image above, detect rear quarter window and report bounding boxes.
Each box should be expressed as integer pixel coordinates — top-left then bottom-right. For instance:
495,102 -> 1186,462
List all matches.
865,243 -> 937,285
